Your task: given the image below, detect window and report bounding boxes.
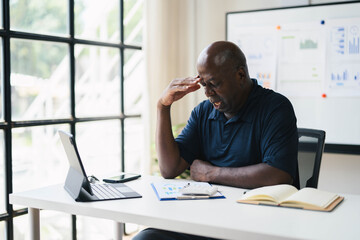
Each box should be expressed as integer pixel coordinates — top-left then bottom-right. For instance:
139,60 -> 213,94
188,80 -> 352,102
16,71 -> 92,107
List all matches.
0,0 -> 145,239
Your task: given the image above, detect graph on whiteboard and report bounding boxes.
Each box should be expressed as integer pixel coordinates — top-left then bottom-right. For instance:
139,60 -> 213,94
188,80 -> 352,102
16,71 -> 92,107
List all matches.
326,18 -> 360,96
276,21 -> 325,96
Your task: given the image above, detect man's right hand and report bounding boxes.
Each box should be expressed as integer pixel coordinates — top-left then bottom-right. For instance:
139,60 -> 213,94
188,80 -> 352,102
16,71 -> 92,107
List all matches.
159,76 -> 201,107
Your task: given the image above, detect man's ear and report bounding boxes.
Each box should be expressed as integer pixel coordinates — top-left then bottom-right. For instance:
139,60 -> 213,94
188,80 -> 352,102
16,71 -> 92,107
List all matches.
236,67 -> 246,85
239,68 -> 246,78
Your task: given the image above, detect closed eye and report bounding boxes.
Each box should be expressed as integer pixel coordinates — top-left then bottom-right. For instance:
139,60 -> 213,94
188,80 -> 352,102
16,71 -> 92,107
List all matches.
211,81 -> 220,88
201,82 -> 215,88
199,78 -> 220,89
209,80 -> 221,89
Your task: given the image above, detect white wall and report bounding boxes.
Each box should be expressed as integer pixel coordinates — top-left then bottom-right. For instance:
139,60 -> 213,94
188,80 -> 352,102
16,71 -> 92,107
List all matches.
145,0 -> 360,194
318,153 -> 360,194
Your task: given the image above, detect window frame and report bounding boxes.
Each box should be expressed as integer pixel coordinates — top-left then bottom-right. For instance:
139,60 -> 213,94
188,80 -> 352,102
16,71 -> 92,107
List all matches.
0,0 -> 142,239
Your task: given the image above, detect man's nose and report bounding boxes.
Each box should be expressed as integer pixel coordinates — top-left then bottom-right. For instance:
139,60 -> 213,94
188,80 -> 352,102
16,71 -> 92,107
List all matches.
204,86 -> 215,96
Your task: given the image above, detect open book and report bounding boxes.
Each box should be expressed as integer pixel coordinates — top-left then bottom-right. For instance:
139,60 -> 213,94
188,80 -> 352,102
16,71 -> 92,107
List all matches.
237,184 -> 343,212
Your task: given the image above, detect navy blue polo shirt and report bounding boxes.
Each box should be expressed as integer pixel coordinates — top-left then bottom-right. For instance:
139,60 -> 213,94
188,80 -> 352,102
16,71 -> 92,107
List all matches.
175,79 -> 298,181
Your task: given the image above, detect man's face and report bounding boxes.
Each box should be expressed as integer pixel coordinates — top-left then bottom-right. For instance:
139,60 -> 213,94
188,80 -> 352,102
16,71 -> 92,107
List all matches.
198,63 -> 245,118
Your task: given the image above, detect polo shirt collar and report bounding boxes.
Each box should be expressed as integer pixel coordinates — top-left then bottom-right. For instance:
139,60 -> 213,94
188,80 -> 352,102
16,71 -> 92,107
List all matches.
208,79 -> 260,123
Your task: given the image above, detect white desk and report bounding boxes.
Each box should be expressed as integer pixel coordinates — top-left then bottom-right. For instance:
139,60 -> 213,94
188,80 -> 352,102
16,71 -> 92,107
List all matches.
10,175 -> 360,240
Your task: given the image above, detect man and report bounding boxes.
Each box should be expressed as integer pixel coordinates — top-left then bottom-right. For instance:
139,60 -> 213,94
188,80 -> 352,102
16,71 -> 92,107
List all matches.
134,41 -> 298,240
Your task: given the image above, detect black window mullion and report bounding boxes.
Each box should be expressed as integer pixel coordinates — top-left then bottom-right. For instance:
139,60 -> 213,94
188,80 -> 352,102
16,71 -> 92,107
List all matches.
69,0 -> 76,136
68,0 -> 77,240
3,0 -> 14,238
120,0 -> 124,44
120,0 -> 125,172
120,53 -> 125,172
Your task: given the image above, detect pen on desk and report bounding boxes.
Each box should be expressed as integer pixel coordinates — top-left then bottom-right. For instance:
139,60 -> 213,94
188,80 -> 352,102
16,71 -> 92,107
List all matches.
176,195 -> 210,200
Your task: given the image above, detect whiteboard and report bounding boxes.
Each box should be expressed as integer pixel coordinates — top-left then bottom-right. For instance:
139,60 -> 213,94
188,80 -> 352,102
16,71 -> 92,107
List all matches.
226,2 -> 360,152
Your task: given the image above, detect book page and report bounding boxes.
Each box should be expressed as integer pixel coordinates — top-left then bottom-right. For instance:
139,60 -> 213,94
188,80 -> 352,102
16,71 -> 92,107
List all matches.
241,184 -> 298,203
280,188 -> 339,209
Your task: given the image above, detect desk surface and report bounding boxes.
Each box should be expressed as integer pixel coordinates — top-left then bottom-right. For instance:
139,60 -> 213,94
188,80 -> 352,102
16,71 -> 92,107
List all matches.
10,175 -> 360,240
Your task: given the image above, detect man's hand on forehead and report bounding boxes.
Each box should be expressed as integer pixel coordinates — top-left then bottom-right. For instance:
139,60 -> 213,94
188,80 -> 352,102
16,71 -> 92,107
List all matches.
159,76 -> 201,107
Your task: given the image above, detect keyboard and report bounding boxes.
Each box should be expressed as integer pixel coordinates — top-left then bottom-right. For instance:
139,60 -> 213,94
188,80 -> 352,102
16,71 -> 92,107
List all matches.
91,183 -> 125,200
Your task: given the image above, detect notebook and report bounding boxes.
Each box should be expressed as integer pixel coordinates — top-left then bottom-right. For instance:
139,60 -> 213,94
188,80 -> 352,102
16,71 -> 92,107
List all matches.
58,130 -> 142,202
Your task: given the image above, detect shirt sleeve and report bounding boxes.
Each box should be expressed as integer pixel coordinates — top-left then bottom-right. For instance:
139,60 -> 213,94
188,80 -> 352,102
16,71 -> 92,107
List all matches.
175,105 -> 202,165
261,98 -> 298,181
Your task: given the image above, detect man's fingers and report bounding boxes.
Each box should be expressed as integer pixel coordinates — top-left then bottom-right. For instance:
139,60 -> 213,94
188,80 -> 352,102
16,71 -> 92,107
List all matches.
159,76 -> 201,106
169,77 -> 200,93
187,83 -> 201,92
172,82 -> 200,90
172,76 -> 200,87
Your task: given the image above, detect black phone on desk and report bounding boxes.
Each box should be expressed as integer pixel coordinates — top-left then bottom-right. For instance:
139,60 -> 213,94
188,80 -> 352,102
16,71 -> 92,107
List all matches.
103,173 -> 141,183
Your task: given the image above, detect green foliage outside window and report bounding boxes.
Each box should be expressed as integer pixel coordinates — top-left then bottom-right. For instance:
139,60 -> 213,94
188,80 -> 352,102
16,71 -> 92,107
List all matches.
10,0 -> 68,34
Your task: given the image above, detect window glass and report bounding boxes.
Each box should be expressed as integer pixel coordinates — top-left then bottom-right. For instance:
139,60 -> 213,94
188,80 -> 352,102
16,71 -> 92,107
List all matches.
76,120 -> 121,176
40,211 -> 72,239
75,0 -> 120,42
0,221 -> 4,239
75,45 -> 120,117
0,1 -> 3,29
13,214 -> 27,240
0,221 -> 6,239
124,49 -> 144,115
10,0 -> 68,36
13,210 -> 71,240
0,131 -> 4,214
77,216 -> 114,240
0,42 -> 3,121
12,125 -> 70,210
124,0 -> 144,45
124,118 -> 144,173
11,39 -> 70,121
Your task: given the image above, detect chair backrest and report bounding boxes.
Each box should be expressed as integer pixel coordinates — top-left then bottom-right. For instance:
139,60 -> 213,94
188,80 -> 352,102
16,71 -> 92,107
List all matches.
297,128 -> 326,189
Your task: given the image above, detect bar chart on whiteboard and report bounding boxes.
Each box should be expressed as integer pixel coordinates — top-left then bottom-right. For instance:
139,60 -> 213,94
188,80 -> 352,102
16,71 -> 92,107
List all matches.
326,18 -> 360,96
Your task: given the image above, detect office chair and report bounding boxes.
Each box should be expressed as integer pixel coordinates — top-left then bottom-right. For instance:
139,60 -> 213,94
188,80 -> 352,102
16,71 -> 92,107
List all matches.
297,128 -> 326,189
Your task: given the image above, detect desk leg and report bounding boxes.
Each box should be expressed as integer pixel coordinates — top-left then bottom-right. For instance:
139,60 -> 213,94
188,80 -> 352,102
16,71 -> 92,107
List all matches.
114,222 -> 124,240
28,208 -> 40,240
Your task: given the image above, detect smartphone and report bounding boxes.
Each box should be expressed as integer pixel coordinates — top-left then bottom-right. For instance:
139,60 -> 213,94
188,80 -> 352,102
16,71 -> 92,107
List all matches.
103,173 -> 141,183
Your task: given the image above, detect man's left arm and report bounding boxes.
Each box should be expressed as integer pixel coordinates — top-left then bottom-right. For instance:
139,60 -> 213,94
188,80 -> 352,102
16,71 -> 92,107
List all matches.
190,160 -> 292,189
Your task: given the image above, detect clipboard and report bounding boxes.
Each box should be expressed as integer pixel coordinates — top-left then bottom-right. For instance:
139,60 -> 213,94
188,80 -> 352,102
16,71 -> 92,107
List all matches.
151,180 -> 225,201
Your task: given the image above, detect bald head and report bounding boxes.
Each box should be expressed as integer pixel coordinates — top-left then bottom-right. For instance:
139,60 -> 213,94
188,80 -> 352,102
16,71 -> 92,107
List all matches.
197,41 -> 248,73
196,41 -> 253,119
